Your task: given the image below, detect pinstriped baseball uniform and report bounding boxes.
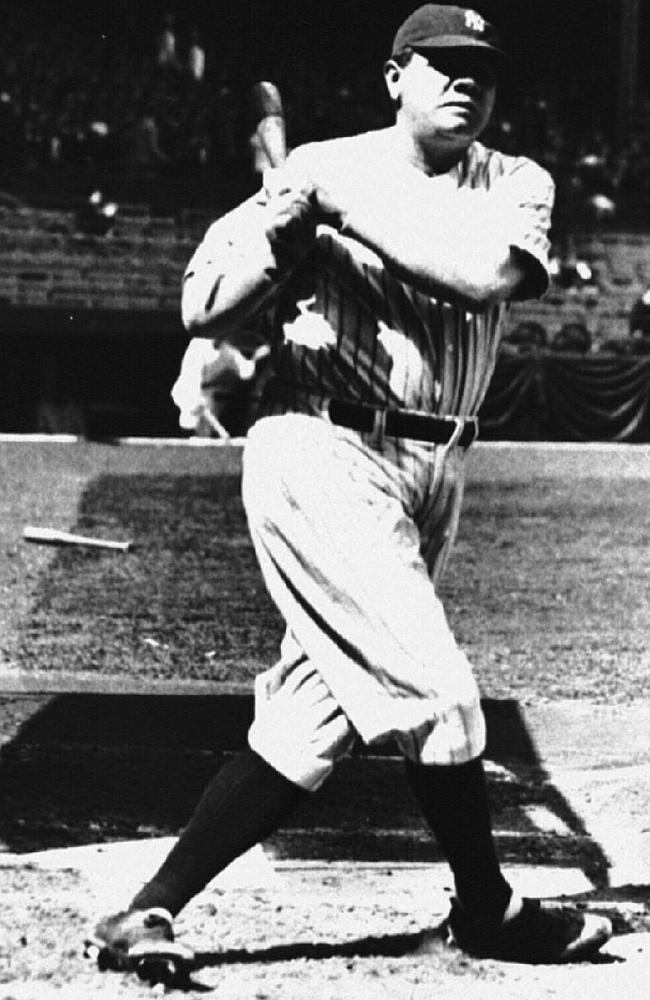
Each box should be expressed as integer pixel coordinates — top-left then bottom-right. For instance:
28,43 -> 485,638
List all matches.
184,131 -> 554,790
89,13 -> 613,969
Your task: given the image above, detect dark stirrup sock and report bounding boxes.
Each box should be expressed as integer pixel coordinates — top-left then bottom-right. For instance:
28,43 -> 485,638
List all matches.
131,747 -> 307,916
405,756 -> 512,923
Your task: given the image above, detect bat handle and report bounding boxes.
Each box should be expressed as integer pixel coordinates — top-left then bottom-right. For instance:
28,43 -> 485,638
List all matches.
256,114 -> 286,170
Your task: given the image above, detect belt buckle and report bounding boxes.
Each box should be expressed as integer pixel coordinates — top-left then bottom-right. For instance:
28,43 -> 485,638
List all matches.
442,415 -> 465,450
432,415 -> 465,486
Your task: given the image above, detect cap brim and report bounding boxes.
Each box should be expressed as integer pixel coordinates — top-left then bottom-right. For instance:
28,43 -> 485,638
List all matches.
402,37 -> 508,61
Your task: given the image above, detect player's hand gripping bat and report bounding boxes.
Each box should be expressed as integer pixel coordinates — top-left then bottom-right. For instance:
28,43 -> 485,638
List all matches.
250,81 -> 345,232
249,81 -> 317,266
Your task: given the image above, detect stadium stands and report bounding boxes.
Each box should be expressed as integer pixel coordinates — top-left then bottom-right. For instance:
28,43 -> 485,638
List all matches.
2,3 -> 650,438
2,3 -> 650,223
0,202 -> 208,313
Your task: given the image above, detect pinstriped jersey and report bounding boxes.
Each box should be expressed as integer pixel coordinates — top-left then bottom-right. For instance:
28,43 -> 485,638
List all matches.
184,132 -> 554,425
259,136 -> 554,421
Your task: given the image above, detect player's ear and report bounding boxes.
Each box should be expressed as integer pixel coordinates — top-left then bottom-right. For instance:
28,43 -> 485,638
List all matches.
383,59 -> 403,101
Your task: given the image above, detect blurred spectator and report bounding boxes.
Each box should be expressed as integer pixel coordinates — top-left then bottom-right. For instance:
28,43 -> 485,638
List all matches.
627,289 -> 650,354
0,90 -> 24,182
76,189 -> 117,236
502,321 -> 548,355
629,288 -> 650,338
554,130 -> 619,225
575,132 -> 616,196
187,28 -> 206,84
629,330 -> 650,355
551,323 -> 592,354
123,101 -> 168,194
584,192 -> 617,223
548,245 -> 597,290
86,108 -> 112,183
156,13 -> 181,74
616,137 -> 650,217
598,337 -> 627,355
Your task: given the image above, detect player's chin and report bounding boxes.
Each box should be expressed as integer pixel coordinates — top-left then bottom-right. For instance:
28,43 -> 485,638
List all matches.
436,111 -> 485,143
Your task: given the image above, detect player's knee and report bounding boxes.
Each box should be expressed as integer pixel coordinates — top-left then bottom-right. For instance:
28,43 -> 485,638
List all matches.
248,718 -> 343,791
399,682 -> 486,766
248,673 -> 355,791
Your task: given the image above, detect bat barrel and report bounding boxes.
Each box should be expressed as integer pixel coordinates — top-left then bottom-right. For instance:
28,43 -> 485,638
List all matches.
249,80 -> 286,171
249,81 -> 283,119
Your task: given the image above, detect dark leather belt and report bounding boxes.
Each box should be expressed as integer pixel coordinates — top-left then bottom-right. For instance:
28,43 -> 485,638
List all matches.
328,399 -> 478,448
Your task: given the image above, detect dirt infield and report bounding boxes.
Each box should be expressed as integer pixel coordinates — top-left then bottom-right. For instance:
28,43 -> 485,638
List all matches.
1,858 -> 649,1000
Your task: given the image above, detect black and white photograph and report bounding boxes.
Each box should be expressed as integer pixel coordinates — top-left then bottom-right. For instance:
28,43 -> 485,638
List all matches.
0,1 -> 649,997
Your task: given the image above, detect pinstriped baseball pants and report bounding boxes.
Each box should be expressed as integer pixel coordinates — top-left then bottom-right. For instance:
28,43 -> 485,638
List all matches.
242,413 -> 486,791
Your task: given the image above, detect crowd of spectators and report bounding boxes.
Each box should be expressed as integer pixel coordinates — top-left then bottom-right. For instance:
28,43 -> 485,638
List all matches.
502,320 -> 594,357
0,12 -> 221,208
2,7 -> 650,226
503,298 -> 650,358
0,10 -> 389,211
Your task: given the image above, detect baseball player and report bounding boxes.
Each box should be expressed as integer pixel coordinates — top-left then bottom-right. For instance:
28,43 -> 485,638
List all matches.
88,5 -> 612,982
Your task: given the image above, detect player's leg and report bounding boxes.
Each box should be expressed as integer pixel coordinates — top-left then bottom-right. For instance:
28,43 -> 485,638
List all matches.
126,641 -> 354,916
401,455 -> 612,962
128,750 -> 305,916
404,754 -> 511,921
86,750 -> 305,979
406,752 -> 611,963
397,451 -> 511,925
241,415 -> 611,963
87,647 -> 354,978
242,416 -> 510,938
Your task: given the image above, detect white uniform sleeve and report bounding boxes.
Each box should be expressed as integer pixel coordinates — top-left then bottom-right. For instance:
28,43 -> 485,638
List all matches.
183,195 -> 266,283
181,192 -> 282,335
494,157 -> 556,301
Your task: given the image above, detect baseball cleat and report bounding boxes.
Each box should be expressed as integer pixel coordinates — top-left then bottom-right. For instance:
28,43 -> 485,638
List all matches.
84,906 -> 195,985
443,896 -> 612,964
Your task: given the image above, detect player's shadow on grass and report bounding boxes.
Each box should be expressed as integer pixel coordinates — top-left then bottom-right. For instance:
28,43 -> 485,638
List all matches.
0,692 -> 609,888
0,466 -> 610,876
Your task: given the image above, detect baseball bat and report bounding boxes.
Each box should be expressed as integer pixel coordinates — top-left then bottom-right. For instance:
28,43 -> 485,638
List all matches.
249,80 -> 286,171
23,525 -> 134,552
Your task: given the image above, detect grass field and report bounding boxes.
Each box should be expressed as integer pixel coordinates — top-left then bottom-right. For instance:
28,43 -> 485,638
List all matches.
0,439 -> 648,703
1,439 -> 649,998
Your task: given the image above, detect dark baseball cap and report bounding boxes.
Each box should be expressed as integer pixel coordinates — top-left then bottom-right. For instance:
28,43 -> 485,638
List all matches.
391,4 -> 505,61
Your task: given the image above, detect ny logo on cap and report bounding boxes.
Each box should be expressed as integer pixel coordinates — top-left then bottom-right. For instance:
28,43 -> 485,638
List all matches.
464,9 -> 486,33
